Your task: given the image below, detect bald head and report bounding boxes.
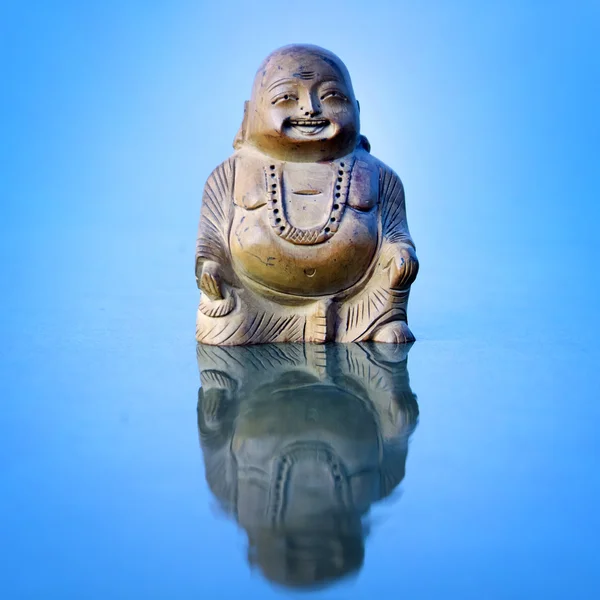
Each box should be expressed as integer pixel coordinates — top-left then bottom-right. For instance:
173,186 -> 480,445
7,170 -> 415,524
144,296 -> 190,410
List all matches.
242,44 -> 361,162
254,45 -> 354,93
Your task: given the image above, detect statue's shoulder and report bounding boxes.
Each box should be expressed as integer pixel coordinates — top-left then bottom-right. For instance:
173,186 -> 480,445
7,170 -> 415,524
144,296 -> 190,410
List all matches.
362,154 -> 406,205
349,147 -> 378,174
354,149 -> 402,185
204,154 -> 237,186
350,148 -> 404,201
201,155 -> 240,205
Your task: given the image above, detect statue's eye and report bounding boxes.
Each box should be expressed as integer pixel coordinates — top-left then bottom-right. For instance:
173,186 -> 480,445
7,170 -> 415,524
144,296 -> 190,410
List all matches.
320,90 -> 347,101
271,93 -> 298,105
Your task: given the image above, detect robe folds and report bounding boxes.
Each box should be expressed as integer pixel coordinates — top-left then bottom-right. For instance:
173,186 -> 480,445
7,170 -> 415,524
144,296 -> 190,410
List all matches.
195,147 -> 416,345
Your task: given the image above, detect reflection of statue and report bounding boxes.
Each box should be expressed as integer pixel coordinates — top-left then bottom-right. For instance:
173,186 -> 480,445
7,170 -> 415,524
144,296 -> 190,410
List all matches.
197,343 -> 418,590
195,44 -> 419,345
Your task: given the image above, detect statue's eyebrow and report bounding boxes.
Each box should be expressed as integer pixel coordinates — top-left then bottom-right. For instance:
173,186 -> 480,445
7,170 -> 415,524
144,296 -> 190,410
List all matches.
267,78 -> 296,92
318,78 -> 343,87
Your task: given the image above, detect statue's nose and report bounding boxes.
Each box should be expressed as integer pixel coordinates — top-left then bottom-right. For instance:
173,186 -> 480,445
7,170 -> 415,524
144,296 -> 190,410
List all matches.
301,93 -> 322,117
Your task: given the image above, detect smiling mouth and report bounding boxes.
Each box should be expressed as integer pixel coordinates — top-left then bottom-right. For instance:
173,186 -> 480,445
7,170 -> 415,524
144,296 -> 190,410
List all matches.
287,118 -> 330,136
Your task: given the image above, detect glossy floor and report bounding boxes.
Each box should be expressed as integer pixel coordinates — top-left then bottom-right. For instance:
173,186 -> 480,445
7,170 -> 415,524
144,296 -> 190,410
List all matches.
2,229 -> 599,598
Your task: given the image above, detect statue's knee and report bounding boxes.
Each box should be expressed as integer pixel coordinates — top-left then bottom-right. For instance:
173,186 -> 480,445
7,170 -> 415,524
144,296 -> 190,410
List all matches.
371,321 -> 415,344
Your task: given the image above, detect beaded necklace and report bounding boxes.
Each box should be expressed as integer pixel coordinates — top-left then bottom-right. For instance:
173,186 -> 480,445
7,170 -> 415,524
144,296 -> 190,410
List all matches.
264,156 -> 356,245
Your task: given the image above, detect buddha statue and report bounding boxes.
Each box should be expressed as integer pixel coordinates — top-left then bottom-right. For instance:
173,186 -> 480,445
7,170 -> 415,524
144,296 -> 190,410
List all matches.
195,44 -> 418,344
197,342 -> 419,589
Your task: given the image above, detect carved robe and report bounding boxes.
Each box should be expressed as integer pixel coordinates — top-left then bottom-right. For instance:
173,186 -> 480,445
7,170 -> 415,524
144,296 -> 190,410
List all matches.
195,146 -> 415,345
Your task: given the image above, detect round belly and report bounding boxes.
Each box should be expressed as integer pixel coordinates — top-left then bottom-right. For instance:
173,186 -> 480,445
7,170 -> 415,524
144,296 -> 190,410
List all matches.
230,206 -> 378,297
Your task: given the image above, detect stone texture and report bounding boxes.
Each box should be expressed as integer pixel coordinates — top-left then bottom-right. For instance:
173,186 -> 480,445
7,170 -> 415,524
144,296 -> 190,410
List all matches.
195,44 -> 418,344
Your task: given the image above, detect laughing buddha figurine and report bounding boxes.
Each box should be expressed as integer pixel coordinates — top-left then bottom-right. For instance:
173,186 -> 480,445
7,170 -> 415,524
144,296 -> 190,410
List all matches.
195,44 -> 419,345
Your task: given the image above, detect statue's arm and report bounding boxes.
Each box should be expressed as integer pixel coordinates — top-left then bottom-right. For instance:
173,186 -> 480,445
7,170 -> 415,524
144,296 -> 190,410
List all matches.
379,168 -> 419,289
197,380 -> 240,514
195,158 -> 235,297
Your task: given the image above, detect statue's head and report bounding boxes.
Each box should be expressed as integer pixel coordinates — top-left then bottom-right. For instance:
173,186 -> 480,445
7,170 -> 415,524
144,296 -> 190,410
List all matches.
247,526 -> 364,590
236,44 -> 361,161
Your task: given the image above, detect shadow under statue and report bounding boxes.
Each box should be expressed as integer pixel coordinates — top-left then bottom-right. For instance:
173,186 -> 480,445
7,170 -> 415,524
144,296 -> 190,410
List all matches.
196,342 -> 419,590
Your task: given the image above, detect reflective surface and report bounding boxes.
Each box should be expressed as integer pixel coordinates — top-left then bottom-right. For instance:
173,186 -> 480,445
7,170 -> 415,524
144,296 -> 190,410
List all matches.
197,343 -> 418,590
2,228 -> 598,599
2,2 -> 600,597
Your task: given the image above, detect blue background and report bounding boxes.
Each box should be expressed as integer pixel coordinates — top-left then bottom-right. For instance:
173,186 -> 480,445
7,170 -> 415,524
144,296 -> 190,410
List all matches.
1,1 -> 599,598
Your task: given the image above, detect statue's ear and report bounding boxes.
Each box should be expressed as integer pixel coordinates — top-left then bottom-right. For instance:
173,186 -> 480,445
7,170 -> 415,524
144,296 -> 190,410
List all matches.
355,101 -> 370,152
233,101 -> 249,150
359,135 -> 371,153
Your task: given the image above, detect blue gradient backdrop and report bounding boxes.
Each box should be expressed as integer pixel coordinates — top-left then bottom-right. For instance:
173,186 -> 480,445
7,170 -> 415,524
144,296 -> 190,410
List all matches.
1,1 -> 599,598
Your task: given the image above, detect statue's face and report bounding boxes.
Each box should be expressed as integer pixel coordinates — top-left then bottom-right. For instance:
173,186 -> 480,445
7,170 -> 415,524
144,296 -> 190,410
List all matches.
245,47 -> 360,162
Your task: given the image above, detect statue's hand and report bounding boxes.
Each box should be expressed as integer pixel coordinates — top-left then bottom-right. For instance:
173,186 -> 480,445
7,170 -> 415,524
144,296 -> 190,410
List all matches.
388,246 -> 419,290
200,260 -> 224,301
